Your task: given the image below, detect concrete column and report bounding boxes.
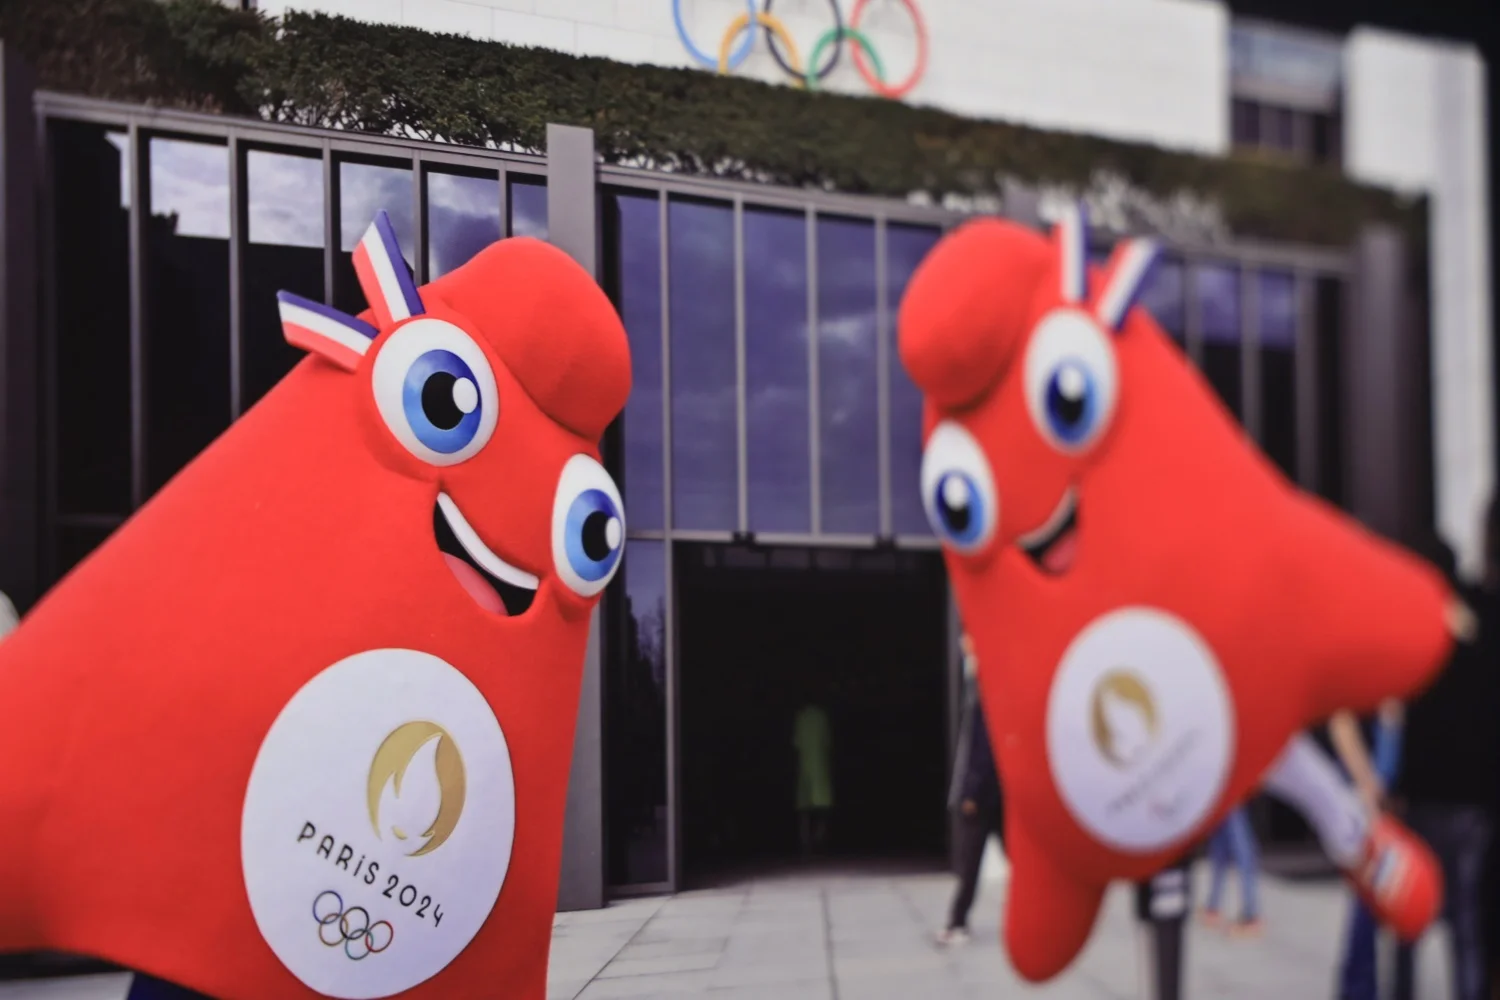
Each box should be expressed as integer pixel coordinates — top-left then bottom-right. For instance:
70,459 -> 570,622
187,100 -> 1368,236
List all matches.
546,123 -> 606,913
0,45 -> 40,611
1347,226 -> 1422,543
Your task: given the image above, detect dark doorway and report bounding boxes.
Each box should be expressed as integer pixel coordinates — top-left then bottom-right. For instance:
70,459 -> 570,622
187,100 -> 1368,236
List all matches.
677,543 -> 950,885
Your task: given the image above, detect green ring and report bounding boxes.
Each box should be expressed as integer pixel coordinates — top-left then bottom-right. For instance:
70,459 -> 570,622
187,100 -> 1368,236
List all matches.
806,28 -> 885,93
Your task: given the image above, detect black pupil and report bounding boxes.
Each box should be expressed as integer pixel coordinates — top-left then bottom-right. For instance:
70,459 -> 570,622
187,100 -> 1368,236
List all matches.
1048,364 -> 1087,427
422,372 -> 464,430
582,510 -> 614,562
940,476 -> 972,533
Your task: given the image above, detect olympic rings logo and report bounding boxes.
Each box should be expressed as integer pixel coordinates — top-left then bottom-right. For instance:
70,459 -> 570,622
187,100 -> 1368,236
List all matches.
672,0 -> 929,99
313,890 -> 394,961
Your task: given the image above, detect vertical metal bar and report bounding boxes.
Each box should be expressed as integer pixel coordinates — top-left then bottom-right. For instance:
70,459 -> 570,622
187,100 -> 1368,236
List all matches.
227,132 -> 244,421
1294,271 -> 1320,490
499,165 -> 510,238
127,122 -> 146,510
322,141 -> 336,306
412,151 -> 427,283
659,190 -> 678,893
1183,256 -> 1204,368
808,208 -> 821,536
1242,264 -> 1261,442
733,197 -> 747,533
34,109 -> 57,588
876,214 -> 891,538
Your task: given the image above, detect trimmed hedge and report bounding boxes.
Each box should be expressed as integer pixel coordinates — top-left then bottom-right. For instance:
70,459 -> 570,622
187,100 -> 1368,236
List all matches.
2,0 -> 1425,247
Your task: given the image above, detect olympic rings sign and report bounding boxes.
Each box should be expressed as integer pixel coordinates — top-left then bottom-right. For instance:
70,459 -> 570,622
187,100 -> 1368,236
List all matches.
313,889 -> 394,961
672,0 -> 929,99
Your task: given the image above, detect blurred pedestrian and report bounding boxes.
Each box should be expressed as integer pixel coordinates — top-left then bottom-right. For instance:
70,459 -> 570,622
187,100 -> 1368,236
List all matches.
936,634 -> 1004,948
1200,805 -> 1262,936
793,697 -> 833,857
1333,696 -> 1404,1000
1391,530 -> 1494,1000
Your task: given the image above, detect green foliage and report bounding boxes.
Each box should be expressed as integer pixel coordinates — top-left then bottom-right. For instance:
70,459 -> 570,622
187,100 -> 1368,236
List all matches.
1,0 -> 1424,246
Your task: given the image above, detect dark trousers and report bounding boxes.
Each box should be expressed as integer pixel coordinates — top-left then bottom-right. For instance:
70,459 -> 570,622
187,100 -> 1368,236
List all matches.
948,800 -> 1002,931
1394,804 -> 1493,1000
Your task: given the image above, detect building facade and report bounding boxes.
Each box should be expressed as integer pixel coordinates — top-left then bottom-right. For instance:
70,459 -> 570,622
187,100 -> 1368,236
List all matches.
0,0 -> 1489,929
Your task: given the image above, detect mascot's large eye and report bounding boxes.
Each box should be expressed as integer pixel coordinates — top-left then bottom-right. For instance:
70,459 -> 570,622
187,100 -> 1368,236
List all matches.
553,455 -> 626,597
1023,311 -> 1118,453
371,318 -> 499,466
920,421 -> 999,554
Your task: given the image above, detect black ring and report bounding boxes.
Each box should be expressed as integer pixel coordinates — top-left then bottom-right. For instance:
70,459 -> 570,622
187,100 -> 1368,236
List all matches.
763,0 -> 844,83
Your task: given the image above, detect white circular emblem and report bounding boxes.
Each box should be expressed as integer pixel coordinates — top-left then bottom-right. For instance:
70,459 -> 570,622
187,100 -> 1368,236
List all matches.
1045,608 -> 1234,854
242,649 -> 515,998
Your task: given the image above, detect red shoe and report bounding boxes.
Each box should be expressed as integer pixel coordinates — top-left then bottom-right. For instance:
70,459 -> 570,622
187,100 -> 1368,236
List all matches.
1347,813 -> 1443,942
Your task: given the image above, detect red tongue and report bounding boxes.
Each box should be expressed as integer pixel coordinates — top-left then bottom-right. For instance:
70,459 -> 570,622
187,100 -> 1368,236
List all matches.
1042,529 -> 1079,574
443,553 -> 507,616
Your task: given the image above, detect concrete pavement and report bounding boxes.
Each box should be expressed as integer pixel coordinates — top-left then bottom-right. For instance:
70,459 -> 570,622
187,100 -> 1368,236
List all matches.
547,863 -> 1454,1000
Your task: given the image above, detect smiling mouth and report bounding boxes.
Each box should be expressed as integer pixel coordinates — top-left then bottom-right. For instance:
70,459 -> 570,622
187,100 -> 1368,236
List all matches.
433,493 -> 538,617
1017,488 -> 1079,576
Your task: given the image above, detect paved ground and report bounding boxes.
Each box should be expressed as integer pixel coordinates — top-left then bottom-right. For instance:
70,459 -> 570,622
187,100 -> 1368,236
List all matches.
2,861 -> 1454,999
547,862 -> 1454,1000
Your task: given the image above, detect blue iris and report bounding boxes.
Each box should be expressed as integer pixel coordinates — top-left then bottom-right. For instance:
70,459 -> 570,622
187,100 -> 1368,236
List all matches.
931,472 -> 987,548
401,349 -> 484,455
564,488 -> 623,583
1045,359 -> 1099,445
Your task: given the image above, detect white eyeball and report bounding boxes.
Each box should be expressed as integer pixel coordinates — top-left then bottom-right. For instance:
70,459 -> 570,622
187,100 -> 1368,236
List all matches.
920,421 -> 999,554
370,318 -> 499,466
1023,310 -> 1119,454
552,454 -> 626,598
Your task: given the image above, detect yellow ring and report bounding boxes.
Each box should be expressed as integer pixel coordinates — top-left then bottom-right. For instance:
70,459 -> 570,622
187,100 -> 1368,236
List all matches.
717,12 -> 805,88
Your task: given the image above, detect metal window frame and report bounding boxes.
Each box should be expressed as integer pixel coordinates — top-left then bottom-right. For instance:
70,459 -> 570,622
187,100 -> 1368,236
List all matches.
31,93 -> 1364,905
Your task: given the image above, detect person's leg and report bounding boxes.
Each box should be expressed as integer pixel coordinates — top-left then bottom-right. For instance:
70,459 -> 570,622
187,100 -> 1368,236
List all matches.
945,810 -> 988,935
1225,808 -> 1260,926
1437,807 -> 1493,1000
1203,825 -> 1231,923
1393,938 -> 1417,1000
1340,900 -> 1380,1000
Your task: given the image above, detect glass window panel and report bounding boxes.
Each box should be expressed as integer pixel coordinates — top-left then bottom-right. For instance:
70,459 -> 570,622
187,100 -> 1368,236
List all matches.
244,150 -> 324,410
1232,98 -> 1261,147
509,176 -> 548,239
745,208 -> 810,534
334,161 -> 414,316
1315,277 -> 1345,506
604,190 -> 664,531
1197,264 -> 1243,418
1269,106 -> 1297,152
817,216 -> 880,535
144,137 -> 231,496
51,122 -> 132,515
887,224 -> 942,536
669,198 -> 737,531
604,540 -> 668,886
1259,270 -> 1298,480
1141,255 -> 1185,341
427,170 -> 501,279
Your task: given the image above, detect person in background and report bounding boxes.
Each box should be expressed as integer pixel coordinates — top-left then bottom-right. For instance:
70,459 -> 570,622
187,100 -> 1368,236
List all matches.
1332,695 -> 1405,1000
936,633 -> 1004,948
793,695 -> 834,858
1389,527 -> 1495,1000
1201,804 -> 1262,936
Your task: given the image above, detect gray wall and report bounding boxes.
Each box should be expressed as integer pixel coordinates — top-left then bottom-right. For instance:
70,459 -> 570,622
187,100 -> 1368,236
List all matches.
547,123 -> 607,913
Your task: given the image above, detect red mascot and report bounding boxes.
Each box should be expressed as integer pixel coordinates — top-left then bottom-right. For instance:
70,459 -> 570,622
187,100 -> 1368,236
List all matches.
898,207 -> 1466,982
0,211 -> 630,999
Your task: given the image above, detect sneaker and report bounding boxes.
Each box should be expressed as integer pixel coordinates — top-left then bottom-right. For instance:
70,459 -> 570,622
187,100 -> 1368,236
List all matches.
1345,813 -> 1442,942
1229,918 -> 1263,939
1200,909 -> 1223,930
934,926 -> 971,948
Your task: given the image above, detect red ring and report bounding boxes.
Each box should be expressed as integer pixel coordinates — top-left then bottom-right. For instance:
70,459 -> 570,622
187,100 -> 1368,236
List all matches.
848,0 -> 928,100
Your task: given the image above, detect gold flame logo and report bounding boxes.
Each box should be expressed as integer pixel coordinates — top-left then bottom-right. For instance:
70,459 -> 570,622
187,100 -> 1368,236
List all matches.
366,721 -> 467,857
1089,670 -> 1159,768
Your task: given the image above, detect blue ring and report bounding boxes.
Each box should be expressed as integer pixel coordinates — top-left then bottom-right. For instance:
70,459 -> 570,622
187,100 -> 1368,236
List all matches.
673,0 -> 759,70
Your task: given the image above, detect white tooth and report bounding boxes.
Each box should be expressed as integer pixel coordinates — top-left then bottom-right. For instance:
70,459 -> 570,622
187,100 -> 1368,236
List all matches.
437,493 -> 539,591
1017,487 -> 1077,551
